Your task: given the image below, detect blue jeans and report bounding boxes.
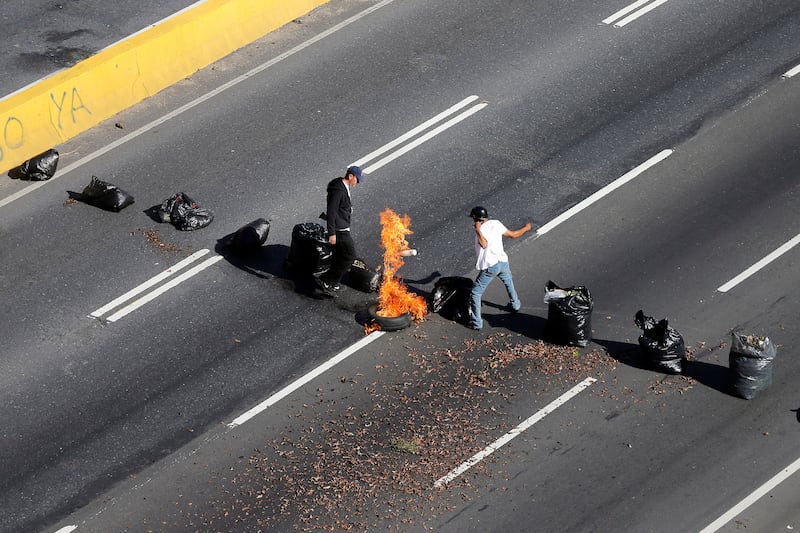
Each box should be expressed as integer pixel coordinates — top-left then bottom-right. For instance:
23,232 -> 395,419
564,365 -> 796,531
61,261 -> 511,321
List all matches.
469,261 -> 520,329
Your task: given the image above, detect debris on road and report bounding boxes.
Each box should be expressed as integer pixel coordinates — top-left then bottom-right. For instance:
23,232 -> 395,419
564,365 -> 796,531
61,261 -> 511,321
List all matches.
191,333 -> 615,531
139,229 -> 180,254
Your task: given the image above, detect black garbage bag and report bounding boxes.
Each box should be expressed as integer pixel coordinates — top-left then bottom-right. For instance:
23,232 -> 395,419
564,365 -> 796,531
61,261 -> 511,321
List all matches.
78,176 -> 135,212
634,310 -> 685,374
729,333 -> 776,400
543,281 -> 593,347
428,276 -> 473,323
228,218 -> 270,252
19,149 -> 59,181
284,222 -> 332,276
158,192 -> 213,231
348,258 -> 380,293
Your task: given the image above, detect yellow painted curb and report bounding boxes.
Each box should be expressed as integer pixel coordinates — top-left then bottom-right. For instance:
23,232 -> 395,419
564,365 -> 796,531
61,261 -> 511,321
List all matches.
0,0 -> 329,175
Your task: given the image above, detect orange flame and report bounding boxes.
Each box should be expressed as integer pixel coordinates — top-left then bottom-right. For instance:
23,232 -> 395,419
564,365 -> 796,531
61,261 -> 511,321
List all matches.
364,321 -> 381,335
375,208 -> 428,321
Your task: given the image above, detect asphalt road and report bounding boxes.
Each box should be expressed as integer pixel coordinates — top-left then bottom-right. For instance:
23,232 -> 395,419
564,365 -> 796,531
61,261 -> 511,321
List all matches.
0,0 -> 798,531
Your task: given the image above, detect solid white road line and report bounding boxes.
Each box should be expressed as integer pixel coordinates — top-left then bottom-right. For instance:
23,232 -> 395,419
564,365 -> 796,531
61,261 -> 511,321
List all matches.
434,377 -> 597,488
52,527 -> 77,533
89,249 -> 210,318
227,331 -> 385,427
105,255 -> 223,322
0,0 -> 400,210
362,102 -> 488,174
717,232 -> 800,293
698,456 -> 800,533
603,0 -> 670,27
536,149 -> 672,237
782,64 -> 800,78
351,95 -> 480,169
603,0 -> 651,24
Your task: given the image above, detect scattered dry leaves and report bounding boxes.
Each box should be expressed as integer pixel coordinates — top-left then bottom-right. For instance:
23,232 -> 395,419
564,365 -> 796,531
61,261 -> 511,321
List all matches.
188,334 -> 625,531
135,229 -> 180,254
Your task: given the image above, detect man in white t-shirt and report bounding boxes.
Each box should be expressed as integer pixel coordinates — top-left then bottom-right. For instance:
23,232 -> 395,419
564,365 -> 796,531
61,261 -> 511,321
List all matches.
468,206 -> 532,330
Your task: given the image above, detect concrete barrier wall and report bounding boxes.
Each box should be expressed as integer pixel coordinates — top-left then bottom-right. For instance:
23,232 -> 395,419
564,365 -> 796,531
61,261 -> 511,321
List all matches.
0,0 -> 329,175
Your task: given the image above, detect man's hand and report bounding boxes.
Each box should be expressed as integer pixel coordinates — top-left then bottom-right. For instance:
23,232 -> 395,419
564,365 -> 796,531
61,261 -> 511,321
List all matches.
328,234 -> 337,245
474,220 -> 488,249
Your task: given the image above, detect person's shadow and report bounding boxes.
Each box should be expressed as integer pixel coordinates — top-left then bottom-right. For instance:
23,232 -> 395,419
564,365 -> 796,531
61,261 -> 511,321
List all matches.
483,301 -> 547,339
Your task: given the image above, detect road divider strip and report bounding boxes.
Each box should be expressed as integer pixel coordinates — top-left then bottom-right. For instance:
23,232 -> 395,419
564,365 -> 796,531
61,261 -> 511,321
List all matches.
351,96 -> 488,174
536,149 -> 672,237
228,331 -> 386,427
434,377 -> 597,487
0,0 -> 333,175
89,249 -> 222,322
1,0 -> 400,209
602,0 -> 670,27
782,64 -> 800,79
716,232 -> 800,293
698,455 -> 800,533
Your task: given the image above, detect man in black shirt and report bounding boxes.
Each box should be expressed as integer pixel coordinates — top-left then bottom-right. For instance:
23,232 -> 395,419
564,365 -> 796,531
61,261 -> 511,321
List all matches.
316,165 -> 363,295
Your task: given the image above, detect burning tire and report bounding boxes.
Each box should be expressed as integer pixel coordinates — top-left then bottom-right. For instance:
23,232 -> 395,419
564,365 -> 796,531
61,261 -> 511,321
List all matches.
368,304 -> 411,332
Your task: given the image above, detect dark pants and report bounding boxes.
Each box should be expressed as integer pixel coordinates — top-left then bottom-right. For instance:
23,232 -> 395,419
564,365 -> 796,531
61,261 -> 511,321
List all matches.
320,230 -> 356,285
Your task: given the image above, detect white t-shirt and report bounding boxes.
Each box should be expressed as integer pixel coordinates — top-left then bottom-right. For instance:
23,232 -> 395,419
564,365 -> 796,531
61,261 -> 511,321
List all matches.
474,219 -> 509,270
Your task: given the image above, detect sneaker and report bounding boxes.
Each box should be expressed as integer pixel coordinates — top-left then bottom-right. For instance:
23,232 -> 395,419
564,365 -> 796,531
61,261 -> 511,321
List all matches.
315,278 -> 340,295
468,323 -> 482,331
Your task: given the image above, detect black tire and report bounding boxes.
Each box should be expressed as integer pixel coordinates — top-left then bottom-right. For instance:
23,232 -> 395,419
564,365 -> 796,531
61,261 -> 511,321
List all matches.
368,304 -> 411,332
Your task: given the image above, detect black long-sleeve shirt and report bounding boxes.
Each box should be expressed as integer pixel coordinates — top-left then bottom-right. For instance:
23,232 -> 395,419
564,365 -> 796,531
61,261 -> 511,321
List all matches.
325,177 -> 352,236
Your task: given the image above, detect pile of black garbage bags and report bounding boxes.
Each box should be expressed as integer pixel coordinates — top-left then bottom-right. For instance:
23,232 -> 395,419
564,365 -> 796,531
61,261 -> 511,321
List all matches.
427,272 -> 777,400
633,310 -> 776,399
12,151 -> 779,400
283,222 -> 379,293
15,148 -> 220,230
